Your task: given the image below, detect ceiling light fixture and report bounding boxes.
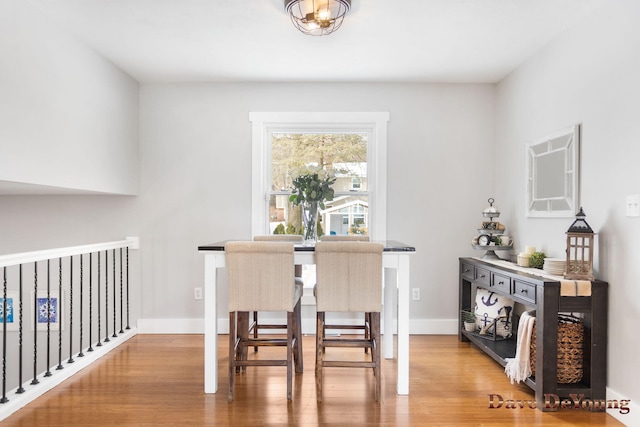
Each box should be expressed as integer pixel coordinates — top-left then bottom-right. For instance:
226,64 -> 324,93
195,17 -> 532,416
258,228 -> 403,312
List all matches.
284,0 -> 351,36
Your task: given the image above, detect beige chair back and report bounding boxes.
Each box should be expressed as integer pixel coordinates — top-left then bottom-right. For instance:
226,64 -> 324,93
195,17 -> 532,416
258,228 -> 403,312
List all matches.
254,235 -> 303,243
226,241 -> 296,312
319,235 -> 370,242
315,241 -> 383,313
254,235 -> 303,277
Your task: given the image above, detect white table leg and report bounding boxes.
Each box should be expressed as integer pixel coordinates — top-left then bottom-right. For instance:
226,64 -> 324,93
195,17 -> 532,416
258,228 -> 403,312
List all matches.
396,255 -> 410,395
203,253 -> 220,393
383,267 -> 396,359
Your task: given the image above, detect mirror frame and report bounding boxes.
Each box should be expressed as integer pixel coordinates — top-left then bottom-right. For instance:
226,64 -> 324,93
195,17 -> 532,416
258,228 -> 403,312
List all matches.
525,124 -> 580,218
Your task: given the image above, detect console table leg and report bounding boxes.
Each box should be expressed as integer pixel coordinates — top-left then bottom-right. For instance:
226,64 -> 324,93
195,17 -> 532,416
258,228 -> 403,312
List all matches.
535,283 -> 559,411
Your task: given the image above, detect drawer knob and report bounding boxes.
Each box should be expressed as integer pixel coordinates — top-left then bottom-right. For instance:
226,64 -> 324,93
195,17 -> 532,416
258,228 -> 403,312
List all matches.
498,281 -> 504,285
521,289 -> 528,294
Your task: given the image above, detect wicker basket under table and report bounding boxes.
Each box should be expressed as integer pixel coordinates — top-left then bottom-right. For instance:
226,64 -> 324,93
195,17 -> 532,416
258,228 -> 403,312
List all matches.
529,314 -> 584,384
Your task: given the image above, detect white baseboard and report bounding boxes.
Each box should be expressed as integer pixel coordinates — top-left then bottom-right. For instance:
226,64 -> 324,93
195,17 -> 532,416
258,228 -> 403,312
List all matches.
137,318 -> 204,334
409,318 -> 459,335
605,387 -> 636,426
0,328 -> 137,422
136,317 -> 459,335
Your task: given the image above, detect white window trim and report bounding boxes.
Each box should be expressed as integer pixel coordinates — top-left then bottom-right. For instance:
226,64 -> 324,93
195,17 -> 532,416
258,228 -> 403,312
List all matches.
249,112 -> 389,241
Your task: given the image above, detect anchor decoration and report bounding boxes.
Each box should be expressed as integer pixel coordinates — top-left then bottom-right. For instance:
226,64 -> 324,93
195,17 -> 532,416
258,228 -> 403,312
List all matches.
474,289 -> 515,339
481,291 -> 499,307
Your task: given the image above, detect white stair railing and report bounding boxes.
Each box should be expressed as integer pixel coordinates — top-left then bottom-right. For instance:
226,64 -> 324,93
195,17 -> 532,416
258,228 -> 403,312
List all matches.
0,237 -> 138,421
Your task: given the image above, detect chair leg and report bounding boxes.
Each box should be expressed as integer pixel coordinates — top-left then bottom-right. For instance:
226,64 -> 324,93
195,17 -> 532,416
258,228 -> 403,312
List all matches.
364,312 -> 370,353
315,311 -> 324,375
371,312 -> 381,402
287,311 -> 294,401
320,312 -> 327,360
228,311 -> 236,403
315,311 -> 324,402
237,312 -> 249,373
253,311 -> 259,352
293,299 -> 303,374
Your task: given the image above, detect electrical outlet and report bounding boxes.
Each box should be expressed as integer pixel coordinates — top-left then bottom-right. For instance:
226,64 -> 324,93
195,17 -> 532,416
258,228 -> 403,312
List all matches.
626,194 -> 640,217
411,288 -> 420,301
194,287 -> 203,300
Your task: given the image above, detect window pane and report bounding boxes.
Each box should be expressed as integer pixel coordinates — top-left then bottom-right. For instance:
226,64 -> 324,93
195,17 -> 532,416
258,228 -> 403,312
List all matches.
268,194 -> 369,236
271,133 -> 367,192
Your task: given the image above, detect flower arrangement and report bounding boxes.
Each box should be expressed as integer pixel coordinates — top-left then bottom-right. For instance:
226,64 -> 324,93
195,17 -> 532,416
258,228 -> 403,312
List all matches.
288,165 -> 336,208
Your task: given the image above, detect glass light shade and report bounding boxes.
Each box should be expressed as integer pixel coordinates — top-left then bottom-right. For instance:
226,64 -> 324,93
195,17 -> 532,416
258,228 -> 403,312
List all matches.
316,9 -> 331,21
285,0 -> 351,36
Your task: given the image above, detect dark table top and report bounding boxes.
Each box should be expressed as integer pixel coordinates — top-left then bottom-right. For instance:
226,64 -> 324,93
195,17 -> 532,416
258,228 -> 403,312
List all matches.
198,240 -> 415,252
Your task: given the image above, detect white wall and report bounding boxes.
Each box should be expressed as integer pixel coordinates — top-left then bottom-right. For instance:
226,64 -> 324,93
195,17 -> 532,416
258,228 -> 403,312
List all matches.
495,0 -> 640,421
137,83 -> 495,325
0,1 -> 139,195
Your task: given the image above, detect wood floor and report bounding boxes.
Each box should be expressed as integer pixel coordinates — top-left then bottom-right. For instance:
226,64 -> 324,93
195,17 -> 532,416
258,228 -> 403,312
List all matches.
1,334 -> 625,426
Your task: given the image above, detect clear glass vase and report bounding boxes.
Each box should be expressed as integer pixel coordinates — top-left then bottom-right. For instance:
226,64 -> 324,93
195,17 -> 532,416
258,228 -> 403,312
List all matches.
302,201 -> 319,245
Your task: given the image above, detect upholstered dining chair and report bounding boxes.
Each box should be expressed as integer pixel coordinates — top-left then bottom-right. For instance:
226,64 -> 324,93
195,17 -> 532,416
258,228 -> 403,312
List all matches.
251,235 -> 304,350
318,234 -> 372,349
226,241 -> 303,402
314,241 -> 384,402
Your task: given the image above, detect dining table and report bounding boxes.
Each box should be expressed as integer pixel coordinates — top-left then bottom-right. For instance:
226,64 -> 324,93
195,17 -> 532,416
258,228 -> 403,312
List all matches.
198,239 -> 416,395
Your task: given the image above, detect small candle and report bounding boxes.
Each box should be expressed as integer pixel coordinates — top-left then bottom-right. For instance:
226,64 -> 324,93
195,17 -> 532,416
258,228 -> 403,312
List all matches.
525,246 -> 536,255
517,253 -> 531,267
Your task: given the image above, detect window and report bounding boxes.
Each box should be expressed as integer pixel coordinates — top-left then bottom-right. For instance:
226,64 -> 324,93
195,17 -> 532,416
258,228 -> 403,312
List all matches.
351,177 -> 362,190
250,112 -> 389,241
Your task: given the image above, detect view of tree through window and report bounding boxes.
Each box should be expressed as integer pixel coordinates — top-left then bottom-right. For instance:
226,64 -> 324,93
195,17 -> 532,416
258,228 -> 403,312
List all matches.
269,133 -> 369,237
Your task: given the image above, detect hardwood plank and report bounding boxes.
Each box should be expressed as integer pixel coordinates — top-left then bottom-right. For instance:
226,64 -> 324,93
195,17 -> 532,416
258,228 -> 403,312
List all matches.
1,335 -> 625,426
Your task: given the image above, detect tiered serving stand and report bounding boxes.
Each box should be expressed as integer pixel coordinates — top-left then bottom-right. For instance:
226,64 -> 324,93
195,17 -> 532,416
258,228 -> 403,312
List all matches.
471,198 -> 512,260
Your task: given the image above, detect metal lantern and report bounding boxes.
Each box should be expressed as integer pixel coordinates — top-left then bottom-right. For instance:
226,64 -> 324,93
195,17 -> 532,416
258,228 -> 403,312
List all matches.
564,207 -> 595,280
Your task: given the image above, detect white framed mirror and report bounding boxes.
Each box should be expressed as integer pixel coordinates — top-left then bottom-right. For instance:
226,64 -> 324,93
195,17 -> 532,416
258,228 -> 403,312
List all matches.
526,124 -> 580,217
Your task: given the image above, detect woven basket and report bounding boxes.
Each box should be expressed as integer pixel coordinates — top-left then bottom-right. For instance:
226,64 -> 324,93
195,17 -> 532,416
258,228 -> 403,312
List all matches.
529,314 -> 584,384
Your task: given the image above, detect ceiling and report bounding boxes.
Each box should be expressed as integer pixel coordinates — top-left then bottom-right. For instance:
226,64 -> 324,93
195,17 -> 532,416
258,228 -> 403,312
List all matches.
26,0 -> 603,84
2,0 -> 603,195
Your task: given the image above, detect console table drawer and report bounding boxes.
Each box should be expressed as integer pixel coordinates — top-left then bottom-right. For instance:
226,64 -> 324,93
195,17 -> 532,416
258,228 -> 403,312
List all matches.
461,262 -> 475,281
490,272 -> 511,294
513,280 -> 536,304
474,267 -> 490,286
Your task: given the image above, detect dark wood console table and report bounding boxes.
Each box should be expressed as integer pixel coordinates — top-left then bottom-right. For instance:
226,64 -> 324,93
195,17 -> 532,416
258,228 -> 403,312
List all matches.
458,257 -> 608,412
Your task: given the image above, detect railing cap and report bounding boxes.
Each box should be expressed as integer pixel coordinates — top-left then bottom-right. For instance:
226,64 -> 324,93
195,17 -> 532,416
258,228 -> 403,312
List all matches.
0,238 -> 138,268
